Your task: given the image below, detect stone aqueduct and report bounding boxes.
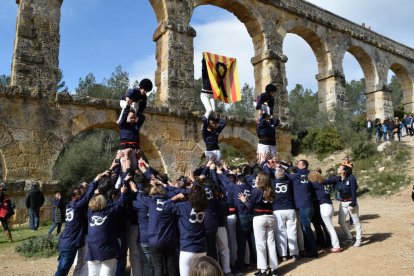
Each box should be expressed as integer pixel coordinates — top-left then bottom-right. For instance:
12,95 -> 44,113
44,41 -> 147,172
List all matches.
2,0 -> 414,187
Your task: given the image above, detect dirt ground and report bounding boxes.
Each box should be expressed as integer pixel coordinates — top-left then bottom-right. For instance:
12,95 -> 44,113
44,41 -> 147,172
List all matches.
1,137 -> 414,275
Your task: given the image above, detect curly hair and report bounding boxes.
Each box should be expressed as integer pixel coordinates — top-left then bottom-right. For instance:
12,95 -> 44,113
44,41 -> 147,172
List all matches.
188,184 -> 208,213
256,172 -> 275,203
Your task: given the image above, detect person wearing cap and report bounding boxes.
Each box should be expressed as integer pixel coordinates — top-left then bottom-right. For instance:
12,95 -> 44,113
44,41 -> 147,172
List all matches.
255,84 -> 277,118
0,183 -> 13,242
117,78 -> 153,123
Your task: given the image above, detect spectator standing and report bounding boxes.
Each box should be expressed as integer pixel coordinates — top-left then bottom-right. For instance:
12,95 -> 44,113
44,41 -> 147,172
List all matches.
0,182 -> 13,242
366,118 -> 373,140
48,191 -> 65,235
26,183 -> 45,231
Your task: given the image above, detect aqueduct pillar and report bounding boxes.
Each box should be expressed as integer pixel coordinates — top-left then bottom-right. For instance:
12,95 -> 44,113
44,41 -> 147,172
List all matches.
11,0 -> 62,94
151,0 -> 197,112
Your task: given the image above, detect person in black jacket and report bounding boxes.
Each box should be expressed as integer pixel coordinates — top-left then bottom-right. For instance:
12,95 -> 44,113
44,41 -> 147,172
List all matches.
26,183 -> 45,231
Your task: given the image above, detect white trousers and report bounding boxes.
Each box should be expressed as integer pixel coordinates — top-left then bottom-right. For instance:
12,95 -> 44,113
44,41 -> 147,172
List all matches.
257,144 -> 277,157
216,226 -> 231,273
179,251 -> 206,276
295,210 -> 305,251
87,258 -> 116,276
73,246 -> 88,276
252,215 -> 278,270
200,93 -> 215,117
205,150 -> 221,163
273,209 -> 298,256
225,214 -> 238,267
126,224 -> 142,276
338,201 -> 362,242
320,203 -> 340,249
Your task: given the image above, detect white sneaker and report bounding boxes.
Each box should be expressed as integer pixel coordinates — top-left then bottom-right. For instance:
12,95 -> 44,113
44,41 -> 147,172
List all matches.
354,241 -> 361,247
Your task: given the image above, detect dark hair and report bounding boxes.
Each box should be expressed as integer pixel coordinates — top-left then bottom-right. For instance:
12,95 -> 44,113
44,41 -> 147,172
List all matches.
139,78 -> 153,92
342,165 -> 353,178
298,159 -> 309,169
236,174 -> 246,184
252,165 -> 263,177
98,176 -> 115,199
256,172 -> 275,203
188,184 -> 208,213
265,83 -> 277,93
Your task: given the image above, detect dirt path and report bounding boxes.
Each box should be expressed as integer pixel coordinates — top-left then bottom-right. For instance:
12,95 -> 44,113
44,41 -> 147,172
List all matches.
1,138 -> 414,275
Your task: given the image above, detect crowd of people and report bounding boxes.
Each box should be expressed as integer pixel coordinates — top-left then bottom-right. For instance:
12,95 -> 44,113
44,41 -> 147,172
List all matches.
44,78 -> 365,276
368,114 -> 414,142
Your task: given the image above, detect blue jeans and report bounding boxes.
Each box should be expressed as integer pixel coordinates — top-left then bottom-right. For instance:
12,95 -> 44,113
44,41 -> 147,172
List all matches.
54,246 -> 78,276
48,222 -> 62,235
235,213 -> 256,271
139,243 -> 154,276
29,208 -> 40,230
299,207 -> 317,254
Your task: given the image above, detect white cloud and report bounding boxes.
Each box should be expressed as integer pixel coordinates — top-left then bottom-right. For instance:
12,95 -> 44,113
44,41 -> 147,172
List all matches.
128,55 -> 157,89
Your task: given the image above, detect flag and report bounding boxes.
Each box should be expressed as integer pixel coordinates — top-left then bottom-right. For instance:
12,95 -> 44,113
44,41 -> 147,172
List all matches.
203,52 -> 242,103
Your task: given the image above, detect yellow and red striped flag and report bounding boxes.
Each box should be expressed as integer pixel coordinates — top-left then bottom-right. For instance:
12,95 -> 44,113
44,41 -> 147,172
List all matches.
203,52 -> 242,103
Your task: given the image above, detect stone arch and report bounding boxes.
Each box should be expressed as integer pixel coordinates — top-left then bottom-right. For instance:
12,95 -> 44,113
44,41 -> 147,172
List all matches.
281,23 -> 330,73
193,0 -> 263,42
344,45 -> 377,92
191,126 -> 258,164
389,63 -> 414,112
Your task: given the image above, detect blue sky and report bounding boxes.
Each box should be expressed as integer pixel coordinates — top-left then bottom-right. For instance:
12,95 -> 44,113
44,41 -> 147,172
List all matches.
1,0 -> 414,93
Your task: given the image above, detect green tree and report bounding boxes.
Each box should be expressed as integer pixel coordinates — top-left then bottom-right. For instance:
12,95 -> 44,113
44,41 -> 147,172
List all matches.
0,74 -> 10,86
227,83 -> 255,119
288,84 -> 319,134
57,69 -> 69,93
389,75 -> 403,111
104,65 -> 130,99
53,129 -> 119,188
75,73 -> 110,98
345,78 -> 366,115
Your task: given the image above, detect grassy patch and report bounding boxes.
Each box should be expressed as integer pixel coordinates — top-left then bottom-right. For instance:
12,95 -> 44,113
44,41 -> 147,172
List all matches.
0,222 -> 53,250
353,141 -> 410,196
15,234 -> 59,258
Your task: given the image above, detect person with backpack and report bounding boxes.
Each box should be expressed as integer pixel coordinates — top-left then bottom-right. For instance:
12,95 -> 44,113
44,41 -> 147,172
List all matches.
0,182 -> 13,242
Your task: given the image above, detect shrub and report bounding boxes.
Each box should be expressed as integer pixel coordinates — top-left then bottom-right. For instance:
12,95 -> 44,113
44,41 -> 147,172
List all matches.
15,234 -> 59,258
314,127 -> 343,157
351,140 -> 378,160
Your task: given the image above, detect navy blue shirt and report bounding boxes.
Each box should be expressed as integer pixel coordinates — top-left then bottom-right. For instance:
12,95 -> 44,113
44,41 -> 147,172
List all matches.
217,173 -> 252,215
86,193 -> 126,261
272,178 -> 296,210
256,117 -> 280,146
164,200 -> 207,253
58,181 -> 99,250
247,188 -> 274,216
201,115 -> 226,151
146,195 -> 178,249
132,190 -> 150,244
256,92 -> 275,115
122,88 -> 147,113
118,105 -> 145,144
286,169 -> 314,209
311,182 -> 333,205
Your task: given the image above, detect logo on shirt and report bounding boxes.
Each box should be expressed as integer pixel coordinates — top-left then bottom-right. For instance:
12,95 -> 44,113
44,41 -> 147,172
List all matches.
275,183 -> 288,193
156,199 -> 166,211
189,208 -> 205,224
300,175 -> 308,184
65,208 -> 74,222
205,187 -> 214,200
90,215 -> 108,226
